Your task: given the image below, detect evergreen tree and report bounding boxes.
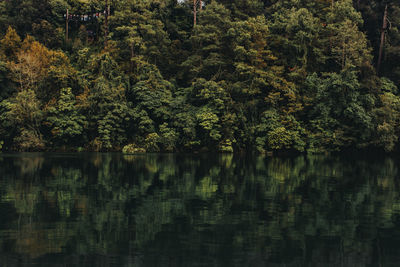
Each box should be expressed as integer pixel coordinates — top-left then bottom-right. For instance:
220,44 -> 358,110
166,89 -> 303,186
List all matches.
46,87 -> 87,147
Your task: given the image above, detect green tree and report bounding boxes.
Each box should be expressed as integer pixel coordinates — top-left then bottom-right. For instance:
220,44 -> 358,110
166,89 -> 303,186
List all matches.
1,89 -> 44,151
182,1 -> 233,83
128,61 -> 174,151
304,70 -> 374,151
372,78 -> 400,151
325,0 -> 372,71
268,6 -> 324,76
229,16 -> 304,151
83,52 -> 131,151
46,87 -> 87,147
110,0 -> 172,75
0,60 -> 15,102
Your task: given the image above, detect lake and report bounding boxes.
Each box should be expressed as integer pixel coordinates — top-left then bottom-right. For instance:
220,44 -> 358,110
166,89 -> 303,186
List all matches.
0,153 -> 400,266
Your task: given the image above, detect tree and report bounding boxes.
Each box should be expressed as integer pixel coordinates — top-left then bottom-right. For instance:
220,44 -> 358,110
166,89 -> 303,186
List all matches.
0,26 -> 22,61
0,0 -> 54,37
217,0 -> 265,19
325,0 -> 372,71
0,60 -> 15,102
230,16 -> 304,151
358,1 -> 400,82
5,34 -> 78,102
84,52 -> 131,151
1,89 -> 44,151
110,0 -> 172,75
182,1 -> 233,83
304,70 -> 374,151
46,87 -> 87,147
128,60 -> 174,151
268,7 -> 323,75
371,78 -> 400,151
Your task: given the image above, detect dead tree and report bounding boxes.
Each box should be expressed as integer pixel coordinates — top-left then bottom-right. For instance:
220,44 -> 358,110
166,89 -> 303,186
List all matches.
104,0 -> 109,47
377,4 -> 388,74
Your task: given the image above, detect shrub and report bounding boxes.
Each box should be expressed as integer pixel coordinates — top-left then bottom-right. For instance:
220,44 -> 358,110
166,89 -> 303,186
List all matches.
122,144 -> 146,154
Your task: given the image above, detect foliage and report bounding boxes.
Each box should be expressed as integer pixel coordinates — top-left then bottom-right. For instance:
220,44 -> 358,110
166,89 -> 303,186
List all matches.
0,0 -> 399,152
46,87 -> 87,146
122,143 -> 146,154
1,89 -> 44,151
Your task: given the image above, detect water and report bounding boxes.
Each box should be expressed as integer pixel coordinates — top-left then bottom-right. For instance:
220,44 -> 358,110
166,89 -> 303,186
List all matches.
0,153 -> 400,266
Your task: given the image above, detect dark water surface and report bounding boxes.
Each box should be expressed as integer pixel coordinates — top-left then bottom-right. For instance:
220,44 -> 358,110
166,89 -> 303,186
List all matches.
1,153 -> 400,266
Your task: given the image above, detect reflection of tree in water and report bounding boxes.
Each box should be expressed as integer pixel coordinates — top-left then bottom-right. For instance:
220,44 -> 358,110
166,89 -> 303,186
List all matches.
0,153 -> 400,266
12,154 -> 44,177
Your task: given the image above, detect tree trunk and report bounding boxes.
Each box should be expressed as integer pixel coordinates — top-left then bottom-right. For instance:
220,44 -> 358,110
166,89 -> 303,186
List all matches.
342,40 -> 346,69
377,4 -> 388,74
104,0 -> 109,47
66,8 -> 69,45
193,0 -> 197,26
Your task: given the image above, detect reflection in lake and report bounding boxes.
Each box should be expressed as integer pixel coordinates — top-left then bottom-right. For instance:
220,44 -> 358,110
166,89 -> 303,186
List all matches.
1,153 -> 400,266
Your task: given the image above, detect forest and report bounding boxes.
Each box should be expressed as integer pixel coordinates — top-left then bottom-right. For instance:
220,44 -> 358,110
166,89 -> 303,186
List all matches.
0,0 -> 399,153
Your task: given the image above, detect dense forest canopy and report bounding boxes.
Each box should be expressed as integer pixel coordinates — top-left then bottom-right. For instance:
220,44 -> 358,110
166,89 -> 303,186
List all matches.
0,0 -> 399,153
